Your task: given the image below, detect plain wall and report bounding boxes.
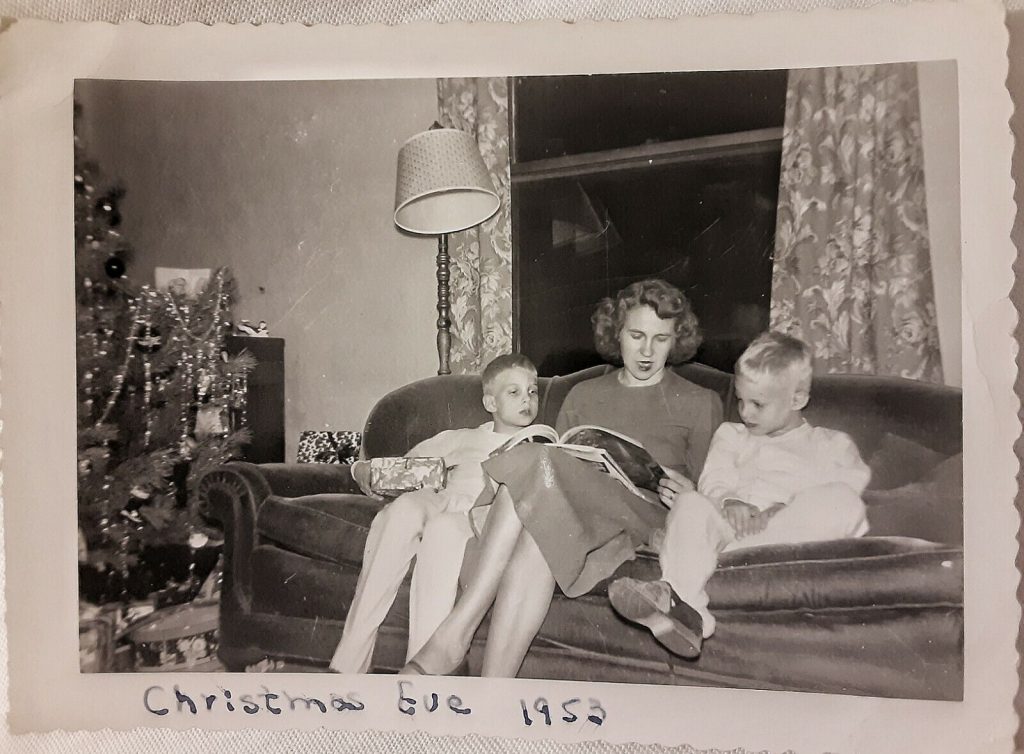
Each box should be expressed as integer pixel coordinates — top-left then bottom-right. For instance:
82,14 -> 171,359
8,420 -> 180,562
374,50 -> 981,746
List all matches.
917,60 -> 962,387
76,78 -> 440,459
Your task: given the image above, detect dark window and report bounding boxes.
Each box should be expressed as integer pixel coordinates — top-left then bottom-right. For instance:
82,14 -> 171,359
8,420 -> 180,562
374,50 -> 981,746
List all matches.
511,71 -> 788,376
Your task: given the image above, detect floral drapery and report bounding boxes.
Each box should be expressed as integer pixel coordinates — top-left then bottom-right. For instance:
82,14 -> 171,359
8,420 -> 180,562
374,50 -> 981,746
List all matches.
437,78 -> 513,375
771,64 -> 943,382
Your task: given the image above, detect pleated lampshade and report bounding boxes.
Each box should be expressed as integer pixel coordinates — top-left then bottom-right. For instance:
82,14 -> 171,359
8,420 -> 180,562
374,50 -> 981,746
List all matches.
394,128 -> 500,235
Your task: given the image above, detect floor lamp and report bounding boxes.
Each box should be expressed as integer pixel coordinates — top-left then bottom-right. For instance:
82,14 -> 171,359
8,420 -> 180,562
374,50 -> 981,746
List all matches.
394,127 -> 500,376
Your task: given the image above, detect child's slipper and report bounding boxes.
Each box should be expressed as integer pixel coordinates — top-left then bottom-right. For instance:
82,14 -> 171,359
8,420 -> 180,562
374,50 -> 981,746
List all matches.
400,659 -> 430,675
399,657 -> 471,676
608,577 -> 703,659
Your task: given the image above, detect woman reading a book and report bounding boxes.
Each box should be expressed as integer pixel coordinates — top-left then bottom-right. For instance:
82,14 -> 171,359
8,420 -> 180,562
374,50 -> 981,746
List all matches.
403,278 -> 724,677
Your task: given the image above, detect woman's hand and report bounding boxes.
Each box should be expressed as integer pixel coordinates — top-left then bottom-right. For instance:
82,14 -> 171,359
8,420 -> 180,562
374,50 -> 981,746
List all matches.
657,467 -> 695,508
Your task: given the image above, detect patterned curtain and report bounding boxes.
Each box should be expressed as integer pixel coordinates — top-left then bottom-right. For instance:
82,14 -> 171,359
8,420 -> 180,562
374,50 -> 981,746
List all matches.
437,78 -> 513,375
771,64 -> 943,382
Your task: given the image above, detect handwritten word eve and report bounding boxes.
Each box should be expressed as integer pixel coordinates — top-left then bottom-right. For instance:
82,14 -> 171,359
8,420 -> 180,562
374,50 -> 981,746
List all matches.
397,681 -> 471,716
144,685 -> 364,716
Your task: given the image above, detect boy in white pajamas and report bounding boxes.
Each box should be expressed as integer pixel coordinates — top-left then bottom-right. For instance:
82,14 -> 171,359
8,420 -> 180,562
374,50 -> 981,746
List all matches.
329,353 -> 539,673
609,331 -> 870,658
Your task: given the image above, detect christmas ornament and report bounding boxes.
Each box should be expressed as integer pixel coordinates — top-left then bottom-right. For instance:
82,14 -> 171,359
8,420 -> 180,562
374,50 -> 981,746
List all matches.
235,319 -> 270,337
95,190 -> 123,227
104,256 -> 126,279
194,405 -> 227,441
134,324 -> 162,353
129,486 -> 152,502
188,531 -> 210,549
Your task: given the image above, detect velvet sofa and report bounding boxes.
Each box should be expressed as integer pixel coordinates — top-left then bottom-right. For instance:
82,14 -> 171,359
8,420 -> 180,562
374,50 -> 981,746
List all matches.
198,362 -> 964,700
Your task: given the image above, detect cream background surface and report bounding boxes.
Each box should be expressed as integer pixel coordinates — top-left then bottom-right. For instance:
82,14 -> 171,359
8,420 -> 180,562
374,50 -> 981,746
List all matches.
0,3 -> 1018,752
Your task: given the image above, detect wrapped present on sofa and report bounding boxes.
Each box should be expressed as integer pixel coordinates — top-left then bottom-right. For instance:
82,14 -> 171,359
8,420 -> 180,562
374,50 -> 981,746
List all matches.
369,456 -> 447,497
297,430 -> 362,464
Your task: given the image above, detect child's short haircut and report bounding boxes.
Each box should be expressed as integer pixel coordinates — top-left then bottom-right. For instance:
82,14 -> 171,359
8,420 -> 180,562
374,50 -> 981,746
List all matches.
736,331 -> 813,393
481,353 -> 537,394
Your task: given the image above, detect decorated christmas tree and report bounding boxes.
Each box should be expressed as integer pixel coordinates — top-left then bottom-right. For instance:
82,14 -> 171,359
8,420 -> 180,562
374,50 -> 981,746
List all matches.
74,103 -> 254,580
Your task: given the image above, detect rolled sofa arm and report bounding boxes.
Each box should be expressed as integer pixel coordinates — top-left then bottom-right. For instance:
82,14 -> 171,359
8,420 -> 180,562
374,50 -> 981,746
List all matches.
196,462 -> 272,614
196,461 -> 361,615
248,462 -> 361,498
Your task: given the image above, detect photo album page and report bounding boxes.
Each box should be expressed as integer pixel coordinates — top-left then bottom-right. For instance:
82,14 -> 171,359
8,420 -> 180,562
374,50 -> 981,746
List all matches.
0,2 -> 1018,751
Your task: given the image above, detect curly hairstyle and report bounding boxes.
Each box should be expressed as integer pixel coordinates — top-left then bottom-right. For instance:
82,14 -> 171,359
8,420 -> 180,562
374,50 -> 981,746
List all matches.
591,278 -> 702,365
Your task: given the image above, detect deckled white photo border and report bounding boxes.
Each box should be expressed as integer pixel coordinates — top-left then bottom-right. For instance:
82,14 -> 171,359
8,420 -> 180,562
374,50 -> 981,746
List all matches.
0,3 -> 1017,750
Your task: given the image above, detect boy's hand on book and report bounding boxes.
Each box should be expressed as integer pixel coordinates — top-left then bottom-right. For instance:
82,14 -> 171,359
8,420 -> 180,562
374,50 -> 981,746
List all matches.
657,468 -> 695,508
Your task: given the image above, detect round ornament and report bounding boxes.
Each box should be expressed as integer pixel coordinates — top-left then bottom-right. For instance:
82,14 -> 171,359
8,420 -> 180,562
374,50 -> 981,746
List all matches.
104,256 -> 126,279
95,193 -> 122,227
134,324 -> 163,354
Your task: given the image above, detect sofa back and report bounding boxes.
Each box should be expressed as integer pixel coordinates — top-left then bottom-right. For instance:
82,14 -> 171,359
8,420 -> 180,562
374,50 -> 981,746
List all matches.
361,363 -> 962,477
361,363 -> 732,460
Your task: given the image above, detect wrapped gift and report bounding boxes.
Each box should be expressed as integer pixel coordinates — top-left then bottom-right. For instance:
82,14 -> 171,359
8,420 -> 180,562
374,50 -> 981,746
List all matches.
297,430 -> 362,464
79,618 -> 114,672
125,601 -> 221,671
121,599 -> 157,633
79,601 -> 125,672
369,456 -> 447,497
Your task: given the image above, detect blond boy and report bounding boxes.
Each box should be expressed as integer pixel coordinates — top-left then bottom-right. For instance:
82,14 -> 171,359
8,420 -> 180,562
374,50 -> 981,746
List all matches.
610,332 -> 870,658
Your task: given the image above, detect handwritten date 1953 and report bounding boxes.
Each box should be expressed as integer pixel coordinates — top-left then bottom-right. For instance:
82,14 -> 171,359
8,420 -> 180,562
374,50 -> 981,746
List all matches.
520,696 -> 606,726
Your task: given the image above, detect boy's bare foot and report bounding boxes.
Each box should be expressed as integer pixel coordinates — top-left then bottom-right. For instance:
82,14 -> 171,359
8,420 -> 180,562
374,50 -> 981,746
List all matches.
608,578 -> 703,659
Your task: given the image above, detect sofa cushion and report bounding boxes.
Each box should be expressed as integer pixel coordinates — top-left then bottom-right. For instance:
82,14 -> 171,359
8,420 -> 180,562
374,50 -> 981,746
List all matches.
255,462 -> 361,497
462,532 -> 962,612
581,537 -> 962,610
799,374 -> 961,465
362,375 -> 493,459
252,544 -> 362,621
866,432 -> 948,490
706,537 -> 962,609
250,544 -> 408,626
363,363 -> 736,459
865,453 -> 964,544
257,493 -> 384,568
527,600 -> 962,699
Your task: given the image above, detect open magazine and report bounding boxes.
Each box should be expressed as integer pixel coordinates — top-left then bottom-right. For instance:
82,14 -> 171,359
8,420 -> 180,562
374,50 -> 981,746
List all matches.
490,424 -> 666,500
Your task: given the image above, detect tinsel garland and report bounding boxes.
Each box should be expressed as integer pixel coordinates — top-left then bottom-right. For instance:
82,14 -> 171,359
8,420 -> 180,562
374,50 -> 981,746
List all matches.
75,102 -> 255,601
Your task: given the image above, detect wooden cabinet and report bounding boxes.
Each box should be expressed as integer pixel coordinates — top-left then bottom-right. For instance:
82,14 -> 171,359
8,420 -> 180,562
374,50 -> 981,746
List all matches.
226,336 -> 284,463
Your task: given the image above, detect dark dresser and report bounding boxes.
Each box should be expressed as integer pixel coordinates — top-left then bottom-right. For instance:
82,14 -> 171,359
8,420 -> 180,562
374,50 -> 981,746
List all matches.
225,335 -> 285,463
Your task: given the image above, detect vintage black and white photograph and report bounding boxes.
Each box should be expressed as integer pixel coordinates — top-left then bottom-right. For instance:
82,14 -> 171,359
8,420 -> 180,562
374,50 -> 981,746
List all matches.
72,63 -> 966,703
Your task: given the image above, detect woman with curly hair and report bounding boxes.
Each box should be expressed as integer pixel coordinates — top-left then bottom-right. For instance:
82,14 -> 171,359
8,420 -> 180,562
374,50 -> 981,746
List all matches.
403,278 -> 723,677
